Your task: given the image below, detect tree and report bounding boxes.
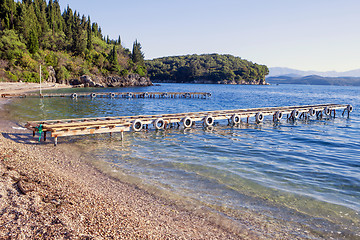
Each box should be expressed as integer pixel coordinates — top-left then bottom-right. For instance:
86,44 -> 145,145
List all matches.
0,29 -> 27,61
28,29 -> 39,54
132,39 -> 144,66
108,46 -> 117,64
86,16 -> 92,50
33,0 -> 48,37
0,0 -> 16,30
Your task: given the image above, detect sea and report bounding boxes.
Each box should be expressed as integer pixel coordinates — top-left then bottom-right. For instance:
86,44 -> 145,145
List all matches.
5,83 -> 360,239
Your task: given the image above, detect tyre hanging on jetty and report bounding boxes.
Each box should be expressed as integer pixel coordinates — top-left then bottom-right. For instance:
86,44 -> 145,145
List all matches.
203,115 -> 214,127
91,93 -> 96,98
71,93 -> 77,99
255,112 -> 264,123
291,109 -> 300,119
274,111 -> 283,121
231,114 -> 241,125
324,107 -> 331,116
309,108 -> 316,117
110,93 -> 116,98
127,92 -> 133,98
182,116 -> 193,128
347,105 -> 353,113
153,118 -> 165,130
132,119 -> 143,131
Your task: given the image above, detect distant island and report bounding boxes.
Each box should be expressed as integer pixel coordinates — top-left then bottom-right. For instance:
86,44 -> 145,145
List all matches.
266,75 -> 360,86
146,54 -> 269,85
0,0 -> 151,88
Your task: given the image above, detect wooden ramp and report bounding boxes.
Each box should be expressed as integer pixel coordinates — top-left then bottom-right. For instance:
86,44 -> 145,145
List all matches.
1,91 -> 211,99
25,103 -> 353,145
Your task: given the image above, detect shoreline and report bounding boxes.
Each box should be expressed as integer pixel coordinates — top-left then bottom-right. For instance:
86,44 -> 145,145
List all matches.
0,102 -> 247,239
0,82 -> 316,239
0,82 -> 249,239
0,82 -> 72,96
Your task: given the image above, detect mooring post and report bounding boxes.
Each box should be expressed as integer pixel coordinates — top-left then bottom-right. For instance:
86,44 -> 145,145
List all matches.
43,131 -> 46,141
121,131 -> 124,141
54,137 -> 58,146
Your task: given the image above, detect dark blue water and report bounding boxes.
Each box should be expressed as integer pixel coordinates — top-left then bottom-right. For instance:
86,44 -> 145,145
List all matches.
7,84 -> 360,238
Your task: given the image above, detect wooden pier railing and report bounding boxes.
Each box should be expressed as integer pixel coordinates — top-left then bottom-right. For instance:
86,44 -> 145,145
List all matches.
25,104 -> 353,145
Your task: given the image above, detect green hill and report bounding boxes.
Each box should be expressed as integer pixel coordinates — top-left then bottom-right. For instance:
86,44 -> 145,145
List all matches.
145,54 -> 269,84
0,0 -> 150,87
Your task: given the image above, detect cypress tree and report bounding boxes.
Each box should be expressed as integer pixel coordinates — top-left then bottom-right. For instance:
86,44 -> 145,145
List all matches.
63,5 -> 74,42
86,16 -> 92,50
18,2 -> 40,43
132,39 -> 145,66
91,22 -> 98,36
46,0 -> 54,34
28,29 -> 39,54
108,45 -> 119,72
33,0 -> 48,37
52,0 -> 64,32
0,0 -> 16,30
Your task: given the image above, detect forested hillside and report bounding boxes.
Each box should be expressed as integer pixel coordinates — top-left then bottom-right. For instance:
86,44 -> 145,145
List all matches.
146,54 -> 269,84
0,0 -> 148,86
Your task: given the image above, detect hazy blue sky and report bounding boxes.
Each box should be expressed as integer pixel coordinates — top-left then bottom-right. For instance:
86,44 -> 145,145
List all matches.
59,0 -> 360,72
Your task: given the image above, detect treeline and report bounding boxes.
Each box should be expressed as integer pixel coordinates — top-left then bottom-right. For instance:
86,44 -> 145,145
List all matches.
0,0 -> 146,83
145,54 -> 269,84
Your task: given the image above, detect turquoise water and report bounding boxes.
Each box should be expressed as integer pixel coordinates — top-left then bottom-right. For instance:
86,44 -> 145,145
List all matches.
6,84 -> 360,238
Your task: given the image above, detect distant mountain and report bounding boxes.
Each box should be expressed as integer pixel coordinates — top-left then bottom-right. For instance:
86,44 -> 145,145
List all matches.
269,67 -> 360,78
266,75 -> 360,86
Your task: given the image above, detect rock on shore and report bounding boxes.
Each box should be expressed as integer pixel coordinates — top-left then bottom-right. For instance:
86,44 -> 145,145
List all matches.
45,66 -> 153,88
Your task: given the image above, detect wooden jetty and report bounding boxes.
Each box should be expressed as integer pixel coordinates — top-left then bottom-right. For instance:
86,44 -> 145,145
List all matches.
25,103 -> 353,146
1,91 -> 211,99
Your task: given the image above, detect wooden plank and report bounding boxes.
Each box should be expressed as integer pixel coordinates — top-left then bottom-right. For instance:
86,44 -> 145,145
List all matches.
51,126 -> 130,137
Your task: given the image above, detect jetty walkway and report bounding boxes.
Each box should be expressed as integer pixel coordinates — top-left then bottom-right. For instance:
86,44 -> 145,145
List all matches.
1,91 -> 211,99
25,103 -> 353,145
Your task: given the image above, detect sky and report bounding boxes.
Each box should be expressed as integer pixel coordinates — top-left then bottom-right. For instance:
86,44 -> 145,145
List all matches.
59,0 -> 360,72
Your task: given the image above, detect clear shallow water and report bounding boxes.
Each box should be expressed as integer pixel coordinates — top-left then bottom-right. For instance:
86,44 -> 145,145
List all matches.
6,84 -> 360,238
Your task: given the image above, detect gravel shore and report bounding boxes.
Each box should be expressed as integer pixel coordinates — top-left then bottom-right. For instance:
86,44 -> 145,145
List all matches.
0,83 -> 305,239
0,82 -> 71,95
0,83 -> 248,239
